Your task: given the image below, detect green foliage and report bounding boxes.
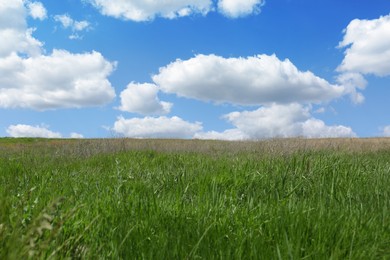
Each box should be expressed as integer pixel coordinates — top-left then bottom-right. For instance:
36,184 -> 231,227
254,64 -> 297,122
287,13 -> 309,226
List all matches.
1,139 -> 390,259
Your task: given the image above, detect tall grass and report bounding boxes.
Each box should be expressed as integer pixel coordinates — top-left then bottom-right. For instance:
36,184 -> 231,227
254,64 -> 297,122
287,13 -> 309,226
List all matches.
1,138 -> 390,259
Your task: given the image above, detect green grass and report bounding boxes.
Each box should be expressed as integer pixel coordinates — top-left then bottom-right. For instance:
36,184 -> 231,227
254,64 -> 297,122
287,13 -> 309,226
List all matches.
1,138 -> 390,259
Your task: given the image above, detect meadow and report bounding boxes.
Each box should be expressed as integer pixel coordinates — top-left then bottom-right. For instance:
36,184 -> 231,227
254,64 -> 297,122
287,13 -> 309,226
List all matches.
1,137 -> 390,259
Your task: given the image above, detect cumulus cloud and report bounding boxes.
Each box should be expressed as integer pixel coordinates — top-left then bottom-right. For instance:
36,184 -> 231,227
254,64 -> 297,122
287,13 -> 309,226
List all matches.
149,54 -> 357,140
54,14 -> 92,40
217,0 -> 264,18
86,0 -> 213,21
196,104 -> 356,140
6,124 -> 62,138
114,53 -> 357,140
223,104 -> 311,139
26,1 -> 47,20
338,14 -> 390,76
118,82 -> 172,115
153,54 -> 346,106
0,28 -> 43,58
0,0 -> 43,57
301,119 -> 356,138
0,50 -> 116,110
113,116 -> 202,138
0,1 -> 116,110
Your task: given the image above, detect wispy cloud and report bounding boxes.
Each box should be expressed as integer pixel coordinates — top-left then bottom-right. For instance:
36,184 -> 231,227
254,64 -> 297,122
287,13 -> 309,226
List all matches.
54,14 -> 92,40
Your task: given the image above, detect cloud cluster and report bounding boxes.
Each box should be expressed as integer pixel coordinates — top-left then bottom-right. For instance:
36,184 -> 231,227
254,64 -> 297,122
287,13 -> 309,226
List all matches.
6,1 -> 383,140
118,82 -> 172,115
338,13 -> 390,77
6,124 -> 62,138
87,0 -> 212,21
153,54 -> 346,105
114,52 -> 359,139
196,104 -> 356,140
54,14 -> 92,40
0,0 -> 116,110
112,104 -> 356,140
86,0 -> 265,21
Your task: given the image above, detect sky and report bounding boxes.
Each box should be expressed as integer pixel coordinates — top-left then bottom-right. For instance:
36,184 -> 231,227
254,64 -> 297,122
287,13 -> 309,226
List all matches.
1,0 -> 390,139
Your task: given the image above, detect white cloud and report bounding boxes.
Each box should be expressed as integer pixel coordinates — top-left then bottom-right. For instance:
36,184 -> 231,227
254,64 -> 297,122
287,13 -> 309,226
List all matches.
336,72 -> 367,104
86,0 -> 266,20
6,124 -> 62,138
70,132 -> 84,138
0,0 -> 43,57
314,107 -> 325,114
0,28 -> 43,58
336,72 -> 367,91
113,116 -> 202,138
74,20 -> 90,31
87,0 -> 213,21
153,54 -> 346,106
54,14 -> 92,40
0,2 -> 116,110
54,14 -> 91,31
223,104 -> 310,139
338,14 -> 390,76
0,0 -> 26,30
118,82 -> 172,115
26,1 -> 47,20
301,119 -> 356,138
54,14 -> 73,28
112,104 -> 356,140
0,50 -> 116,110
195,128 -> 248,140
218,0 -> 264,18
196,104 -> 356,140
382,126 -> 390,137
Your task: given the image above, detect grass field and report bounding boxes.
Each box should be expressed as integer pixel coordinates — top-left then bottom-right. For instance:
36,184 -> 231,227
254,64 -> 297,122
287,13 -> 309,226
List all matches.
1,138 -> 390,259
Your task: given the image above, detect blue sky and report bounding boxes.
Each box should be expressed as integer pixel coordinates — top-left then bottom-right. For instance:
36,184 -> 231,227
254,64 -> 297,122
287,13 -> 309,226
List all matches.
1,0 -> 390,139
